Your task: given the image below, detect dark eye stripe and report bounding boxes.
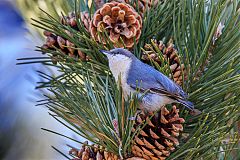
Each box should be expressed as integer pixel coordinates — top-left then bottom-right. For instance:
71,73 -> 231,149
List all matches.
112,52 -> 120,56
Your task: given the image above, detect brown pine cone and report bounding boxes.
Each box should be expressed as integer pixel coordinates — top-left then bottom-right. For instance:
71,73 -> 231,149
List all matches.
81,11 -> 91,31
131,105 -> 185,160
90,1 -> 142,49
61,11 -> 91,31
142,39 -> 187,86
41,12 -> 90,62
69,141 -> 119,160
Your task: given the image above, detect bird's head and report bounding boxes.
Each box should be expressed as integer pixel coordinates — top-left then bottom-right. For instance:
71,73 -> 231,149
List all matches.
100,48 -> 134,65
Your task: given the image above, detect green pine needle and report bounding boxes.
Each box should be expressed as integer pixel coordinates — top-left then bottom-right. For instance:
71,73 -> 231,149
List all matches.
17,0 -> 240,159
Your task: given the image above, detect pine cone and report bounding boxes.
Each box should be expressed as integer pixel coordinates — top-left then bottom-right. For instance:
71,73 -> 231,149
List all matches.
69,141 -> 119,160
61,12 -> 91,31
142,39 -> 187,86
90,1 -> 142,49
41,12 -> 90,62
131,105 -> 185,160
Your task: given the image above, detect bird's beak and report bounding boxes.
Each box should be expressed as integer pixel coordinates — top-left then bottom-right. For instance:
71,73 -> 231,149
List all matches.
99,50 -> 112,56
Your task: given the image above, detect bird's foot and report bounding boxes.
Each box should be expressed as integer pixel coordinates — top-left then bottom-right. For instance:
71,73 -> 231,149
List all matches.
127,109 -> 143,121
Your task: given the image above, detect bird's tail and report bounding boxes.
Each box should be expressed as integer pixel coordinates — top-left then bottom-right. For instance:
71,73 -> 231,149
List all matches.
177,99 -> 194,110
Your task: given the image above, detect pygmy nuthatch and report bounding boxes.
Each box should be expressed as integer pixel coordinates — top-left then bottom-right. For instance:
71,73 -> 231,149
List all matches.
100,48 -> 194,112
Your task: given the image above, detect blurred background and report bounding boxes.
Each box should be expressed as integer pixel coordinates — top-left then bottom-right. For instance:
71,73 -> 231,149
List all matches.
1,0 -> 239,160
0,0 -> 75,159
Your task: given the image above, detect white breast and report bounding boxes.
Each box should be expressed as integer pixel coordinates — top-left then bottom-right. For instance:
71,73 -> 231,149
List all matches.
108,55 -> 134,98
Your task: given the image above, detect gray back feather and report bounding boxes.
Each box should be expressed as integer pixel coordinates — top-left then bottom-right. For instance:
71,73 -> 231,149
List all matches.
127,58 -> 187,99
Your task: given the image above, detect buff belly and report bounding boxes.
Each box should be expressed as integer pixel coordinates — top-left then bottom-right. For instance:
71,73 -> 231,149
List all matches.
140,93 -> 174,112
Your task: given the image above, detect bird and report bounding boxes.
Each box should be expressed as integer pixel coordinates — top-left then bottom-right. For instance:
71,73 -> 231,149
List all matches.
100,48 -> 194,112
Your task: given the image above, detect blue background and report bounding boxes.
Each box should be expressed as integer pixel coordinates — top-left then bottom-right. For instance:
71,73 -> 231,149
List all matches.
0,1 -> 78,159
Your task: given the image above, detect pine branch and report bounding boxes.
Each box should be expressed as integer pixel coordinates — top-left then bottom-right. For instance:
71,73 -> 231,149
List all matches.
135,0 -> 178,58
32,58 -> 139,157
17,0 -> 240,159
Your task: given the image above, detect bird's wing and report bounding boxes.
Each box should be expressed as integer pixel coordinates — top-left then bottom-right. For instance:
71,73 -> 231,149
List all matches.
127,59 -> 187,100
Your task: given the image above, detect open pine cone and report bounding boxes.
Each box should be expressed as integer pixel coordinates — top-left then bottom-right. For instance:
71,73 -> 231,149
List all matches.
60,12 -> 91,31
69,142 -> 118,160
41,12 -> 90,62
90,1 -> 142,49
131,105 -> 185,160
142,40 -> 188,86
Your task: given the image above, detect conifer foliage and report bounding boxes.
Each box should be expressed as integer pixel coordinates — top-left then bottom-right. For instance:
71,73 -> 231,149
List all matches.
17,0 -> 240,159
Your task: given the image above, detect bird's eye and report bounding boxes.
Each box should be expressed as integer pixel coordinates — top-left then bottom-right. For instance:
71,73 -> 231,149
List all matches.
112,51 -> 120,56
